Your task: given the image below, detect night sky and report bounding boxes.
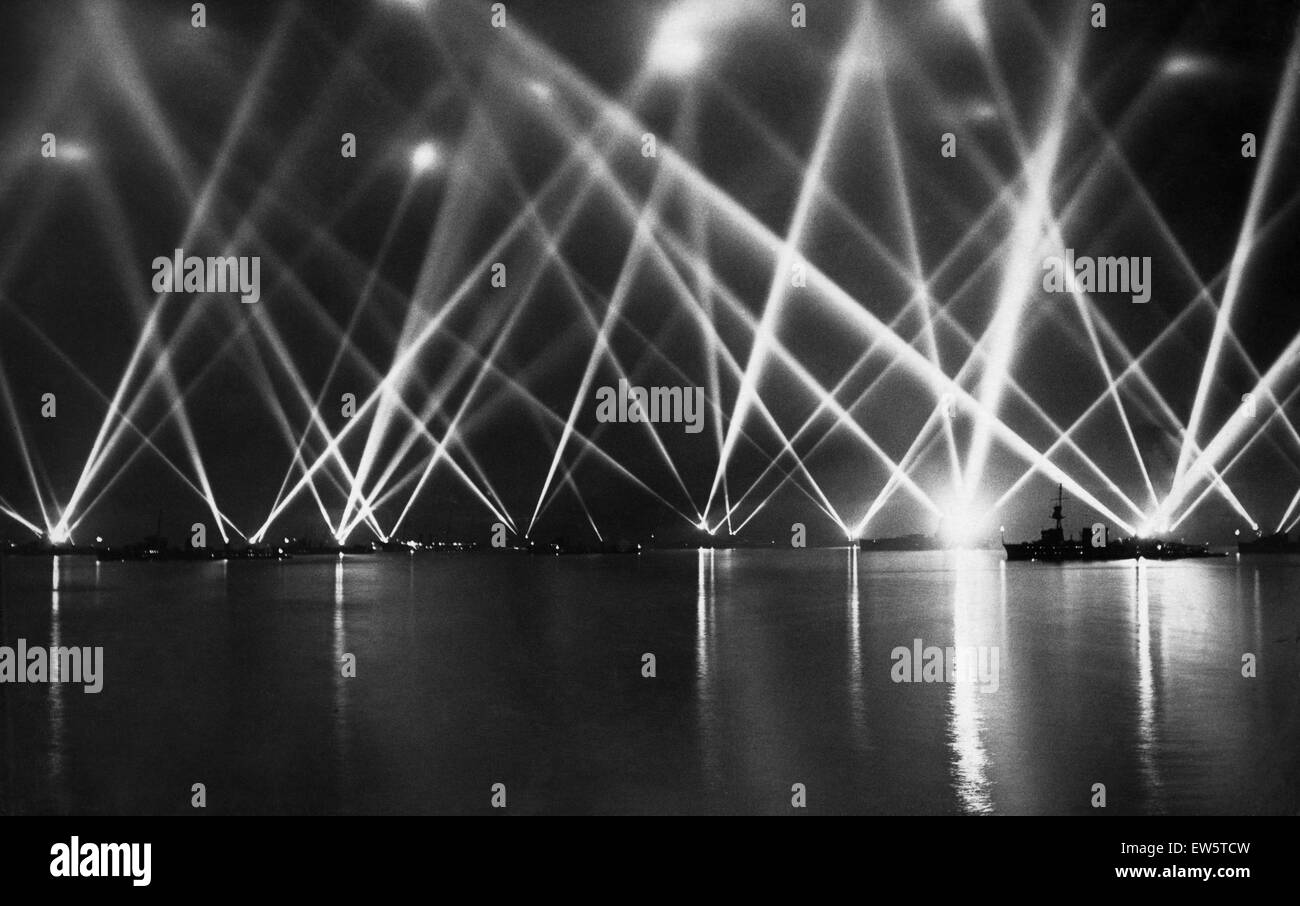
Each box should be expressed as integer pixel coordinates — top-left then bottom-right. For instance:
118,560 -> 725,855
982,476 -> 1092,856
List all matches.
2,0 -> 1299,548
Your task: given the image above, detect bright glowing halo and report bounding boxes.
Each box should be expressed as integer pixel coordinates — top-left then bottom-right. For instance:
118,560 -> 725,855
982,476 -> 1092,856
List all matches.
411,141 -> 440,173
648,23 -> 704,75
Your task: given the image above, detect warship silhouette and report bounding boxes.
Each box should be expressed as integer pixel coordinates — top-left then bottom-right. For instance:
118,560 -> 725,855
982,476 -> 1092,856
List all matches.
1003,485 -> 1220,562
1237,531 -> 1300,554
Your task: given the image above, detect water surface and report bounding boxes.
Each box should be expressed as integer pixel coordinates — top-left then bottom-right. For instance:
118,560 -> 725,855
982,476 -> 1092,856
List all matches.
1,549 -> 1296,815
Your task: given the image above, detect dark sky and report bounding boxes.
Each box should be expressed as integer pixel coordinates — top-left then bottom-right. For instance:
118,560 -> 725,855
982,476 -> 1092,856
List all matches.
1,0 -> 1299,547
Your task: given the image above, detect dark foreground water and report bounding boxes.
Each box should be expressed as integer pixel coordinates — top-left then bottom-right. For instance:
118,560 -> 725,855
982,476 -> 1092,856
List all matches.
1,549 -> 1297,815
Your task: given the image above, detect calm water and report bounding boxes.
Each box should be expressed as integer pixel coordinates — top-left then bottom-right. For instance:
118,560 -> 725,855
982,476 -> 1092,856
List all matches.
1,549 -> 1297,815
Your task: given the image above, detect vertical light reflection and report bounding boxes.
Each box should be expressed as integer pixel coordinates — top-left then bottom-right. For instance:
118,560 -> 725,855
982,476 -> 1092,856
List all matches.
1135,559 -> 1163,810
998,558 -> 1008,661
1252,568 -> 1262,658
949,551 -> 993,814
0,553 -> 8,814
695,548 -> 717,786
1252,568 -> 1264,730
845,547 -> 866,745
48,556 -> 65,808
695,549 -> 709,682
333,555 -> 347,794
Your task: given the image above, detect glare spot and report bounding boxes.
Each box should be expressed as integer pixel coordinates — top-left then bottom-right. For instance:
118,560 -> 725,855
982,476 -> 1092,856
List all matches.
412,141 -> 440,173
1162,53 -> 1214,78
648,25 -> 704,75
58,142 -> 91,163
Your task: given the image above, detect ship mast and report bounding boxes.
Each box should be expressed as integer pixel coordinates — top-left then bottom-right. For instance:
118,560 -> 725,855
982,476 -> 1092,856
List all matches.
1051,484 -> 1064,533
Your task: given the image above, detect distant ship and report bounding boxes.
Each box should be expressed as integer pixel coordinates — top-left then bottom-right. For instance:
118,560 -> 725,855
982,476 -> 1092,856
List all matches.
1237,531 -> 1300,554
1003,485 -> 1220,562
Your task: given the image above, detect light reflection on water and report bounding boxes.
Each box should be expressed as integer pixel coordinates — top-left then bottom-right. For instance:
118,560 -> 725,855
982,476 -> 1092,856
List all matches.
949,551 -> 993,814
1135,560 -> 1162,812
0,548 -> 1295,815
695,548 -> 718,790
845,549 -> 866,754
334,555 -> 347,796
48,556 -> 65,811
